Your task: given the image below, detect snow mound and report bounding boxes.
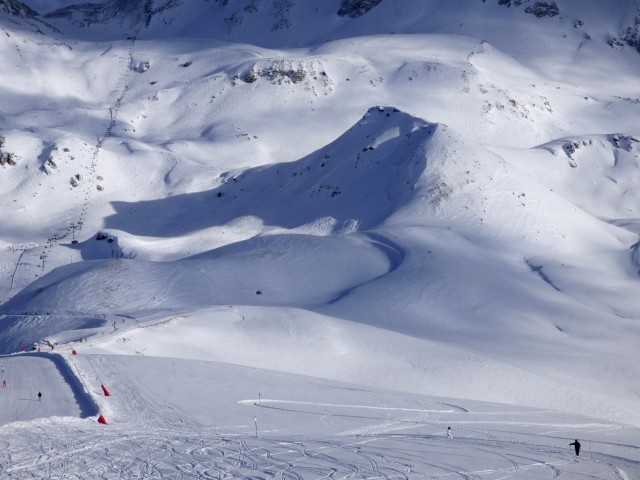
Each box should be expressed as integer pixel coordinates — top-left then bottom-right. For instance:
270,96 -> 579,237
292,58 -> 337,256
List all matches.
0,232 -> 398,322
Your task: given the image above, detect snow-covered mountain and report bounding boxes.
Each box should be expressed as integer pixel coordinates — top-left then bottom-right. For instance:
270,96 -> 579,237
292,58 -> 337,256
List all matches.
0,0 -> 37,16
0,0 -> 639,476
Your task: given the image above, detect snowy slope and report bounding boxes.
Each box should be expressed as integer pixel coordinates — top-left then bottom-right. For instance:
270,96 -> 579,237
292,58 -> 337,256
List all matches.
0,0 -> 639,475
1,350 -> 638,478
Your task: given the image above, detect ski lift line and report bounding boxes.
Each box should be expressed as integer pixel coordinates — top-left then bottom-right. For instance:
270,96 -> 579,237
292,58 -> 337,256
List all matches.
5,38 -> 137,303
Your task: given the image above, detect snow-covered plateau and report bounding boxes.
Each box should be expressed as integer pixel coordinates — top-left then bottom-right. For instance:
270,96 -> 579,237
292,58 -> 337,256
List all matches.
0,0 -> 639,477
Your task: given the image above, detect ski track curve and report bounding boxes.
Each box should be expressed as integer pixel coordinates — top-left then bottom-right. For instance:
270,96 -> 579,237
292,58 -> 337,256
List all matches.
325,231 -> 405,305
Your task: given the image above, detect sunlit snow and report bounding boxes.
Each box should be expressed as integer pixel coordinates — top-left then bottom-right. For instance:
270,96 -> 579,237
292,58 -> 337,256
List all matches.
0,0 -> 639,477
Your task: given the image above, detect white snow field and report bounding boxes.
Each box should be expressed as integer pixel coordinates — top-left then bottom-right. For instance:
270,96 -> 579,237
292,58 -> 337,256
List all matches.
1,0 -> 640,477
1,349 -> 640,479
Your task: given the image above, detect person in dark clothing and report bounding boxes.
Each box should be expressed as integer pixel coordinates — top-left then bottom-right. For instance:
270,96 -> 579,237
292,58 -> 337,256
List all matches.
38,392 -> 42,401
570,439 -> 581,456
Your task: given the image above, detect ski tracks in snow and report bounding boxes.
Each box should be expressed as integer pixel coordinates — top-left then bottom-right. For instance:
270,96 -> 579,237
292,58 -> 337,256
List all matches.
0,412 -> 637,479
1,354 -> 639,478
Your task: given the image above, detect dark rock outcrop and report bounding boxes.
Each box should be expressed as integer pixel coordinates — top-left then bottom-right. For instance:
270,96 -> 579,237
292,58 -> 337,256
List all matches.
337,0 -> 384,19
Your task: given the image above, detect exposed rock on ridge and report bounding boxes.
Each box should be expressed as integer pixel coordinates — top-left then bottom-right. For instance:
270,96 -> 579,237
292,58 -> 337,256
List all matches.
0,0 -> 38,17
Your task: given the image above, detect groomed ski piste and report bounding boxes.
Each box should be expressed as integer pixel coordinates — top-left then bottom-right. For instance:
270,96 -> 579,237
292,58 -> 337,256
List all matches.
1,0 -> 640,477
1,342 -> 639,479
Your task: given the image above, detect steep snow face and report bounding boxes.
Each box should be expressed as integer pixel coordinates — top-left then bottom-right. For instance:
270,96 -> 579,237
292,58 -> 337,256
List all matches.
105,107 -> 435,236
37,0 -> 640,58
18,0 -> 72,14
43,0 -> 175,30
0,0 -> 38,16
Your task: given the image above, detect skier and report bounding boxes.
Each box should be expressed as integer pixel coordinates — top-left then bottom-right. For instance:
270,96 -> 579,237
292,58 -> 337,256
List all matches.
570,439 -> 581,456
38,392 -> 42,401
1,365 -> 4,374
447,427 -> 453,439
2,379 -> 6,388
